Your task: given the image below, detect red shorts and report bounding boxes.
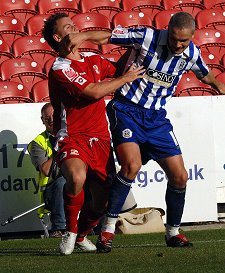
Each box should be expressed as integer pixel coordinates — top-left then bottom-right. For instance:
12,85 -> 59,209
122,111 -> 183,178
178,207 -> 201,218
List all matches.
56,135 -> 115,182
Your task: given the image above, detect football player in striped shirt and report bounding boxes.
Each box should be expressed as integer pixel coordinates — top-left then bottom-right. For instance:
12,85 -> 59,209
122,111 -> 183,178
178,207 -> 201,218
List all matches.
62,11 -> 225,252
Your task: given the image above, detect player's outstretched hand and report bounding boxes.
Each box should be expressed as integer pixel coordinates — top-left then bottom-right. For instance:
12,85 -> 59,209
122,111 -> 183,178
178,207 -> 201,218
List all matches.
123,64 -> 145,83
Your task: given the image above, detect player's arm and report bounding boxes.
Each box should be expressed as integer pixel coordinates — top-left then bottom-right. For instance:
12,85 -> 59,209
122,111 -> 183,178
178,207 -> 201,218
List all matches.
201,70 -> 225,95
59,31 -> 112,56
82,64 -> 145,99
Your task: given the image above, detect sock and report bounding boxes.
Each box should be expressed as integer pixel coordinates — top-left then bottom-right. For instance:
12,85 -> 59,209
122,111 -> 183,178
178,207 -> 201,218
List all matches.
165,184 -> 186,239
166,224 -> 180,240
64,189 -> 84,234
101,217 -> 118,234
77,202 -> 103,238
106,171 -> 133,221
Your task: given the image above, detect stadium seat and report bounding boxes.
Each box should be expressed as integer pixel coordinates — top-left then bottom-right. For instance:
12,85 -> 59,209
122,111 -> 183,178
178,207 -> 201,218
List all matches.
44,57 -> 55,75
154,9 -> 180,29
101,44 -> 128,56
80,0 -> 122,22
162,0 -> 205,18
0,39 -> 14,65
0,81 -> 33,103
222,54 -> 225,66
121,0 -> 164,19
216,72 -> 225,85
37,0 -> 80,17
100,53 -> 121,63
174,72 -> 219,96
12,35 -> 58,69
192,28 -> 225,60
0,16 -> 26,47
31,80 -> 50,102
25,14 -> 50,36
196,9 -> 225,32
72,13 -> 111,32
201,50 -> 225,76
78,41 -> 102,54
202,0 -> 225,9
112,11 -> 153,28
0,0 -> 37,26
0,58 -> 47,91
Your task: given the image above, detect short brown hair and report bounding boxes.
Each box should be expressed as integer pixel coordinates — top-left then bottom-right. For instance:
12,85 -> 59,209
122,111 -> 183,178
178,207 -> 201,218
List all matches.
42,12 -> 69,52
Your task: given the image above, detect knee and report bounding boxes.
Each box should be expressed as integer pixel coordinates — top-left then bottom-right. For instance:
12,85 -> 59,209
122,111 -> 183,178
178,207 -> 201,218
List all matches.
121,160 -> 142,180
64,170 -> 86,190
170,170 -> 188,189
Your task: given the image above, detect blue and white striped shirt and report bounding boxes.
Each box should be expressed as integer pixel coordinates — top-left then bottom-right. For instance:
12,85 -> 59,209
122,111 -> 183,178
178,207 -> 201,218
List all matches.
110,27 -> 209,110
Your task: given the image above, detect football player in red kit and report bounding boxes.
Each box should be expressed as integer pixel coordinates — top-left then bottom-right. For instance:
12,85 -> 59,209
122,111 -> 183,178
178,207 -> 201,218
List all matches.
42,12 -> 144,255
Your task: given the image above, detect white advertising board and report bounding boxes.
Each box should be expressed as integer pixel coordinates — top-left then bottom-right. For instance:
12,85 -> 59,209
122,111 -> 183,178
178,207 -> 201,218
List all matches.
0,96 -> 224,233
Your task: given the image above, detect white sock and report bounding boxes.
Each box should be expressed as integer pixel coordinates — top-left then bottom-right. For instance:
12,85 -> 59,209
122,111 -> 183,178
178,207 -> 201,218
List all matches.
166,224 -> 180,240
101,217 -> 117,234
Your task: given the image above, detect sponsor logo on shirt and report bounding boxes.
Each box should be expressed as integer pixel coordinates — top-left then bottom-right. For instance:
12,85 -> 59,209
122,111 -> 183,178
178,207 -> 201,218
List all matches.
113,26 -> 128,35
122,129 -> 132,138
145,69 -> 176,88
177,59 -> 187,70
62,67 -> 78,82
70,149 -> 79,155
93,65 -> 100,74
74,76 -> 87,85
62,67 -> 87,85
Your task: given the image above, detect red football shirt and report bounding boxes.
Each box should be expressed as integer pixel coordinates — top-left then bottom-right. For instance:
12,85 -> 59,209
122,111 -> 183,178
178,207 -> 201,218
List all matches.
48,54 -> 116,140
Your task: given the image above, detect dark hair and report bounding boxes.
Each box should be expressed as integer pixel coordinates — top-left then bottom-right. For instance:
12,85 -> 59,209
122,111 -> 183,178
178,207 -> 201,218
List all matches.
42,12 -> 69,52
41,102 -> 52,116
169,12 -> 195,33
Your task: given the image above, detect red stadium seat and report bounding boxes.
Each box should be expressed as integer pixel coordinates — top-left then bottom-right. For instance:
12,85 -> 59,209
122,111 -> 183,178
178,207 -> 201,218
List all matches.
0,58 -> 47,91
201,50 -> 225,76
216,72 -> 225,85
0,81 -> 33,103
25,14 -> 50,36
0,16 -> 26,47
31,80 -> 50,102
174,72 -> 219,96
37,0 -> 80,17
44,57 -> 55,75
101,44 -> 128,56
192,28 -> 225,60
112,11 -> 153,28
196,9 -> 225,32
122,0 -> 164,19
72,13 -> 111,32
222,54 -> 225,66
78,41 -> 102,54
12,35 -> 58,69
154,9 -> 180,29
0,39 -> 14,65
162,0 -> 205,18
0,0 -> 37,26
203,0 -> 225,9
80,0 -> 122,22
100,53 -> 121,63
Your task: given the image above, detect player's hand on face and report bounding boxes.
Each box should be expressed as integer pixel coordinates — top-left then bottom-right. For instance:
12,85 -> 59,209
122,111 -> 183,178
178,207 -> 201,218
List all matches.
123,64 -> 145,82
58,33 -> 85,57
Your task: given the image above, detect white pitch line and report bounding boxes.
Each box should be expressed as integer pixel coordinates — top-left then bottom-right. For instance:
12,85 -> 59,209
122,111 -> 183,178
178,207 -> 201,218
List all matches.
114,239 -> 225,248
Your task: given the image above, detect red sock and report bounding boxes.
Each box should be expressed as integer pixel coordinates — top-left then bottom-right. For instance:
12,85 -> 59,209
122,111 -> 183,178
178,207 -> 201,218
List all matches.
77,202 -> 103,238
64,190 -> 84,233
